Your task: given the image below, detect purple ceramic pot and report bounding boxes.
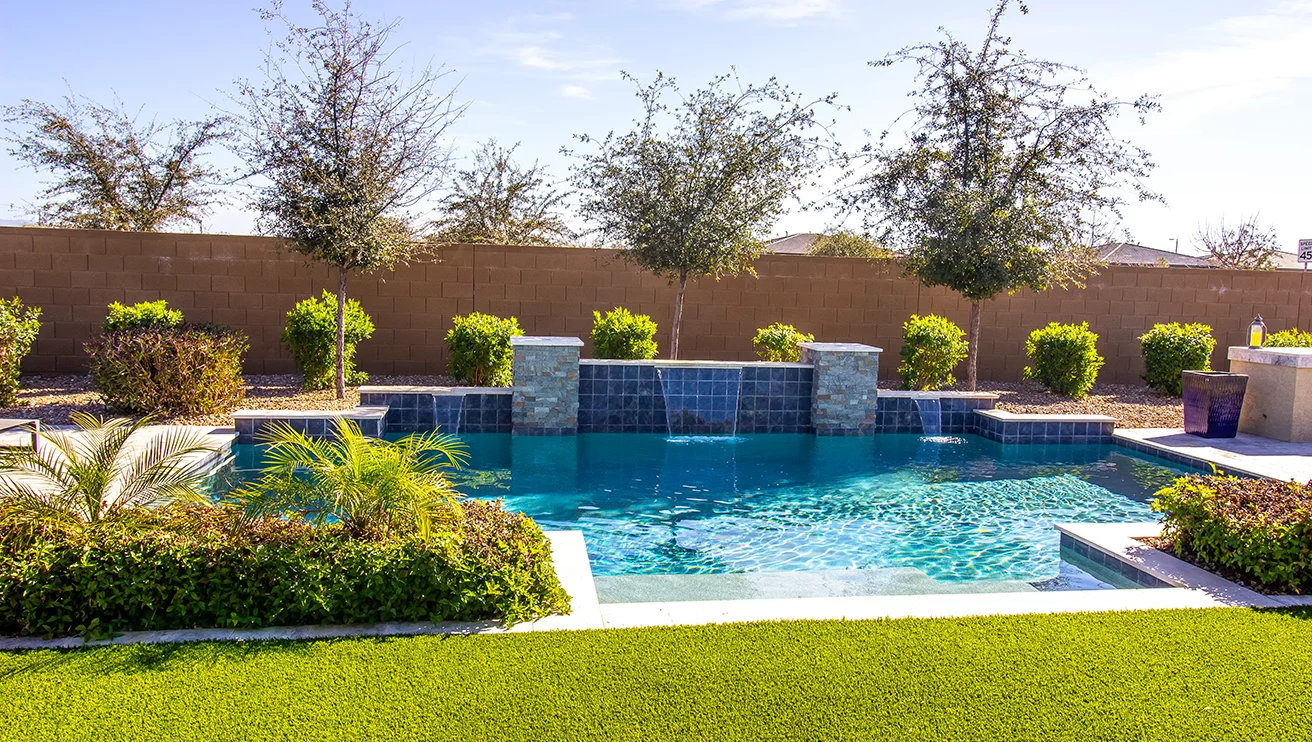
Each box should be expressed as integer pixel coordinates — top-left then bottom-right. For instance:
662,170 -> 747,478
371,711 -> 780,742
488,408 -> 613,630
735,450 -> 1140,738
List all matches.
1182,370 -> 1248,438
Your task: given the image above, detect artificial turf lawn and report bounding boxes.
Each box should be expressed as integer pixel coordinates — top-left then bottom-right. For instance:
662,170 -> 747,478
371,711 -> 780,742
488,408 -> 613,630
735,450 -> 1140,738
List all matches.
2,608 -> 1310,741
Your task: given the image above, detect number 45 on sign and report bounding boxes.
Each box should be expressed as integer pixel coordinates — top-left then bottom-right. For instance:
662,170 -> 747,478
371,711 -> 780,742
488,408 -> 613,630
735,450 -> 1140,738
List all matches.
1300,239 -> 1312,268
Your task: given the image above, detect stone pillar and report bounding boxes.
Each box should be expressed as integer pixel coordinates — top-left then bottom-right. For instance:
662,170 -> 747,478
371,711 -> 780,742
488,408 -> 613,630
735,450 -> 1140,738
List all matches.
1229,346 -> 1312,442
799,342 -> 882,436
511,336 -> 583,435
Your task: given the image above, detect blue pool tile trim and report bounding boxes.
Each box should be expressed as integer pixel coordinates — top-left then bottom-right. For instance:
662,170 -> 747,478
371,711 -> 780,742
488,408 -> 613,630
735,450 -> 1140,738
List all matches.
359,390 -> 513,434
1110,436 -> 1251,475
877,396 -> 993,434
461,393 -> 513,433
737,366 -> 813,434
1060,533 -> 1173,588
233,410 -> 385,444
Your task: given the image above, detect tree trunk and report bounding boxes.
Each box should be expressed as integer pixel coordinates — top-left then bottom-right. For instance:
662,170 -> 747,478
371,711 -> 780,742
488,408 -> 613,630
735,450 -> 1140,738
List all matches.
965,299 -> 982,392
336,267 -> 348,400
670,272 -> 688,360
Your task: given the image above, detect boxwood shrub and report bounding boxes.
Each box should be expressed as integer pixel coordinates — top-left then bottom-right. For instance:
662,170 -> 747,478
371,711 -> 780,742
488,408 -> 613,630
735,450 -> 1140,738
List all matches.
1139,322 -> 1215,395
898,314 -> 968,391
446,312 -> 523,386
103,299 -> 184,332
1153,474 -> 1312,593
86,325 -> 248,414
0,500 -> 570,637
1022,322 -> 1104,398
753,322 -> 814,363
282,291 -> 376,390
592,307 -> 658,360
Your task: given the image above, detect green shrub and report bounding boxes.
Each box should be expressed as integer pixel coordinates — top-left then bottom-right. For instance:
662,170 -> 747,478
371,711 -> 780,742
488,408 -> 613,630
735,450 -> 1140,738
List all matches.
1267,328 -> 1312,348
898,314 -> 969,390
0,500 -> 569,636
1022,322 -> 1104,398
86,326 -> 248,414
1140,323 -> 1215,395
753,322 -> 814,362
0,298 -> 41,407
103,299 -> 183,332
1153,475 -> 1312,593
592,307 -> 658,360
446,313 -> 523,387
282,291 -> 376,390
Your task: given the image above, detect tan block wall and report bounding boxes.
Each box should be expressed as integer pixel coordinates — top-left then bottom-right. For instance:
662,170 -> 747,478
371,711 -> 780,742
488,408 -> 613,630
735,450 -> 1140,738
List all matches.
2,226 -> 1307,384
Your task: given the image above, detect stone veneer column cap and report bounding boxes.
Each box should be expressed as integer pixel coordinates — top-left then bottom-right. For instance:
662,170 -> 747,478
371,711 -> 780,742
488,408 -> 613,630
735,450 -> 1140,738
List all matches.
1228,346 -> 1312,368
511,336 -> 584,347
798,342 -> 883,353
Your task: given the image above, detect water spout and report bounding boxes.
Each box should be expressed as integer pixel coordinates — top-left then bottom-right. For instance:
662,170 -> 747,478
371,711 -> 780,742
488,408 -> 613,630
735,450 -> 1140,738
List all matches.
914,397 -> 942,436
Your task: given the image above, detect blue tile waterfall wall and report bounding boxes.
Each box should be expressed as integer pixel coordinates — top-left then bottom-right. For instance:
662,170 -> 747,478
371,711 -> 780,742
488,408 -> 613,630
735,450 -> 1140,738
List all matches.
578,363 -> 668,433
876,395 -> 995,434
658,366 -> 742,435
577,362 -> 814,434
974,413 -> 1115,444
359,389 -> 511,434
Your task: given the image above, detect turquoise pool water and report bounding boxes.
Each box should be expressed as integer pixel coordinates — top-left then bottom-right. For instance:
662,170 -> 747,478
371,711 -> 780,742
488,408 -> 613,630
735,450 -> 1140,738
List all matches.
226,433 -> 1187,597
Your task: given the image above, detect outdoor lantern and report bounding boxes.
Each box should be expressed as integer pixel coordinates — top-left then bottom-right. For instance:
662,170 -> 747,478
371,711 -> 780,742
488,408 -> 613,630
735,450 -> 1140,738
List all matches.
1248,315 -> 1267,348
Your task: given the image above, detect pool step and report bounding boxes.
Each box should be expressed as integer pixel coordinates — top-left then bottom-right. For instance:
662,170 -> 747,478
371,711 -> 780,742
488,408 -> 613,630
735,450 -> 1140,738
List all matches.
593,568 -> 1038,604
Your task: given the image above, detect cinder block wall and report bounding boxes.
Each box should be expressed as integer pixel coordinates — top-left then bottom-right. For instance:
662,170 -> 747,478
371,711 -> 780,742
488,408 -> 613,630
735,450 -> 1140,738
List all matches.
2,226 -> 1308,384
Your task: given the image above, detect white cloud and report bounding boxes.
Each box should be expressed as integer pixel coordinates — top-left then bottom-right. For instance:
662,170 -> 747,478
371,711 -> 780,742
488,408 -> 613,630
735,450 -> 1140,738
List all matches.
1102,2 -> 1312,123
476,20 -> 624,83
561,84 -> 593,100
673,0 -> 841,22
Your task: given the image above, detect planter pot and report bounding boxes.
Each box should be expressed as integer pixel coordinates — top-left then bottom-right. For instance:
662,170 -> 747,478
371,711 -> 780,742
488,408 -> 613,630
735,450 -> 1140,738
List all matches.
1182,371 -> 1248,438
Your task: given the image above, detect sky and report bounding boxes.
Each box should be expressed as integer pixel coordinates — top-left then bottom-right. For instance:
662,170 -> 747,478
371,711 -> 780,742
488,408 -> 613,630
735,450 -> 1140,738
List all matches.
2,0 -> 1310,257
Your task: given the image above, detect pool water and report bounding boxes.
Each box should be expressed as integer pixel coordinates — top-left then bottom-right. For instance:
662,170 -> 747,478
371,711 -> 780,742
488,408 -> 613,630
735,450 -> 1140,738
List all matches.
225,433 -> 1189,601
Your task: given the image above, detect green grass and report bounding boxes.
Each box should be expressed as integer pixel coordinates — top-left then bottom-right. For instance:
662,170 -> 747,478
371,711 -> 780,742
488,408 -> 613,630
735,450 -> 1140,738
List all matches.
3,608 -> 1311,741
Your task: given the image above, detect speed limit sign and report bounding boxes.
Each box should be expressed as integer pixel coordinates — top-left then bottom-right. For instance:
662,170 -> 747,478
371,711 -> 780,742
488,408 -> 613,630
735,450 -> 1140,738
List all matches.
1300,238 -> 1312,264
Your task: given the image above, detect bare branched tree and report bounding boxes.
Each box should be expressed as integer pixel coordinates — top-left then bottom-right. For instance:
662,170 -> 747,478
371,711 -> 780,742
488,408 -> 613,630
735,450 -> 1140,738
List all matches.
231,0 -> 464,398
570,71 -> 837,358
840,0 -> 1159,389
430,139 -> 574,246
1194,215 -> 1281,271
2,91 -> 228,231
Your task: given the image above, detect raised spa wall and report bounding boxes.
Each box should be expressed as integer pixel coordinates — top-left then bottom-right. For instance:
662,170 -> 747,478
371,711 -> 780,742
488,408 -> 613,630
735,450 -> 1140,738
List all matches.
232,336 -> 1114,444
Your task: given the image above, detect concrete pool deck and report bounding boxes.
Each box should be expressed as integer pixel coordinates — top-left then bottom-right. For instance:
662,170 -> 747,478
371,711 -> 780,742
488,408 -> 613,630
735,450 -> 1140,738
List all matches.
1114,428 -> 1312,481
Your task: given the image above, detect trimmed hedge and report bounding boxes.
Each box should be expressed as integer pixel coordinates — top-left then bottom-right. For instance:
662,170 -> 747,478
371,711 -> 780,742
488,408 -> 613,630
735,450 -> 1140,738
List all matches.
446,312 -> 523,387
898,314 -> 968,391
1267,328 -> 1312,348
0,297 -> 41,407
753,322 -> 813,363
1022,322 -> 1104,398
0,500 -> 569,637
86,326 -> 248,414
103,299 -> 183,332
1153,474 -> 1312,593
1140,322 -> 1215,395
282,291 -> 376,390
592,307 -> 658,360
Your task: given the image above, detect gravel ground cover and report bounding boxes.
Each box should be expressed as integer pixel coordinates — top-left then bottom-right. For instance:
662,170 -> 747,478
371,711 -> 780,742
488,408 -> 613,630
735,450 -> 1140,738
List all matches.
0,374 -> 461,427
6,375 -> 1183,429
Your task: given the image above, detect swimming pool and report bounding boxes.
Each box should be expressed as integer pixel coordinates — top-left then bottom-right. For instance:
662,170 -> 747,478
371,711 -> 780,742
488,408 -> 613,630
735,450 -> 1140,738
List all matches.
225,433 -> 1189,603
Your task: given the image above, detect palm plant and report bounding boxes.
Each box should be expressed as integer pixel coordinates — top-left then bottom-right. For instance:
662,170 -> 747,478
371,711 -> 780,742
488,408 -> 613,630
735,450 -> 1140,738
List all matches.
0,412 -> 222,533
231,419 -> 468,540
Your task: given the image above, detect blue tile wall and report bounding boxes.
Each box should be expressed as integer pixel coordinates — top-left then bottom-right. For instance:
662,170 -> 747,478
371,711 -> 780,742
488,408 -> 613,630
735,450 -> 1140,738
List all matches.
658,367 -> 743,435
578,364 -> 669,433
973,413 -> 1114,444
461,393 -> 512,433
1060,533 -> 1173,588
736,366 -> 813,433
234,414 -> 384,444
875,396 -> 994,434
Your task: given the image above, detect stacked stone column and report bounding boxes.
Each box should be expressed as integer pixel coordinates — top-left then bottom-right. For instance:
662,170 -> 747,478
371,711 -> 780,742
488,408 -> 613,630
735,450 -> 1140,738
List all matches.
799,342 -> 882,436
511,336 -> 583,435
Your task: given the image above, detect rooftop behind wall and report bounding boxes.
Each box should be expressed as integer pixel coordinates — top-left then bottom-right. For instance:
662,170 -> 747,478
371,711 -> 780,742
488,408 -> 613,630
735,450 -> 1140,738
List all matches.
2,225 -> 1308,384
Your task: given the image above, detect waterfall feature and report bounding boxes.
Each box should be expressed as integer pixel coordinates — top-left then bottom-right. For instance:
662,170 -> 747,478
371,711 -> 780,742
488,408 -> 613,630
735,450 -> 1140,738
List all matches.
656,366 -> 742,436
914,397 -> 942,435
433,394 -> 465,434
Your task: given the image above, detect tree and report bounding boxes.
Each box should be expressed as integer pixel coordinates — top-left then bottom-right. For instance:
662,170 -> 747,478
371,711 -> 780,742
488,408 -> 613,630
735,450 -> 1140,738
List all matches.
570,71 -> 835,359
430,139 -> 574,246
2,92 -> 227,230
807,230 -> 894,258
1195,215 -> 1281,271
232,0 -> 463,398
841,1 -> 1159,389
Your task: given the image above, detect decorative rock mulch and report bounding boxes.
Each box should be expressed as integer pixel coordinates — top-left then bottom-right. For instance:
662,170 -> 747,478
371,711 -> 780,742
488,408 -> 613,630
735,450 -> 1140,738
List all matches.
877,380 -> 1184,429
0,374 -> 460,427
